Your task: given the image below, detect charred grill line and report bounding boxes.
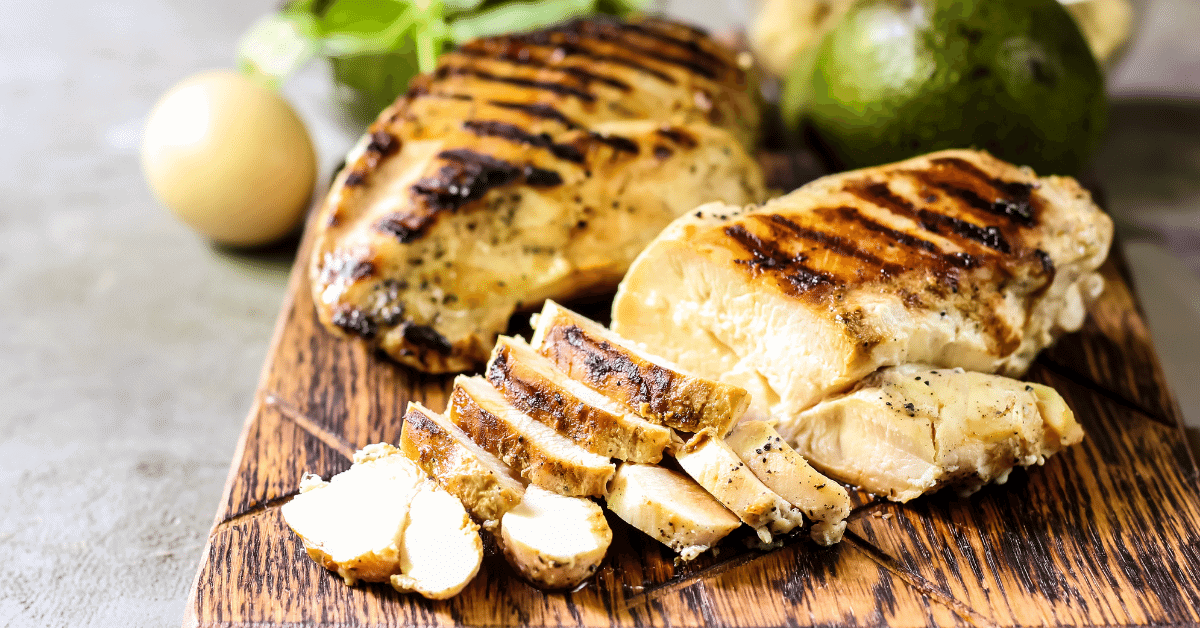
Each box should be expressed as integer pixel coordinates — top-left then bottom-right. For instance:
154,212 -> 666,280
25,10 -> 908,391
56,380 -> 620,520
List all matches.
586,131 -> 640,155
511,25 -> 721,80
829,206 -> 977,269
758,213 -> 903,275
929,157 -> 1039,225
488,101 -> 582,129
452,46 -> 633,91
483,37 -> 679,85
847,181 -> 1013,254
598,19 -> 728,71
463,119 -> 586,163
656,127 -> 698,148
724,223 -> 832,293
404,148 -> 563,219
436,65 -> 596,102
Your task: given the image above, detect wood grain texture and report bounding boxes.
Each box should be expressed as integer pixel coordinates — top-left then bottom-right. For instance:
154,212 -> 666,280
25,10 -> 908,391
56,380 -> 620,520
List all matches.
184,153 -> 1200,628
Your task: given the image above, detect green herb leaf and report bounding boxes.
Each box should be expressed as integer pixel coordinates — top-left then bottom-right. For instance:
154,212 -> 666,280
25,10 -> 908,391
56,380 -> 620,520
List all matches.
447,0 -> 595,42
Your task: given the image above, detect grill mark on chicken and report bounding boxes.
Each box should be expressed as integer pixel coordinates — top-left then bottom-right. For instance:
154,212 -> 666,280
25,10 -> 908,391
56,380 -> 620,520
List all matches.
463,120 -> 586,163
599,19 -> 729,71
513,22 -> 723,80
478,37 -> 679,85
452,46 -> 632,92
656,127 -> 698,148
411,148 -> 564,212
435,65 -> 597,102
586,132 -> 639,155
757,213 -> 904,276
828,206 -> 952,259
928,156 -> 1041,226
846,180 -> 1013,254
402,323 -> 454,355
723,223 -> 833,294
487,101 -> 582,129
553,325 -> 676,419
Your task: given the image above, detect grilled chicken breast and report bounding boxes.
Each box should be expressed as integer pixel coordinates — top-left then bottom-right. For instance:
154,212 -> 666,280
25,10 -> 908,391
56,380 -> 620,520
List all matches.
725,421 -> 850,545
612,150 -> 1113,420
606,462 -> 741,560
450,375 -> 615,496
530,300 -> 750,435
500,486 -> 613,589
787,365 -> 1083,501
310,16 -> 766,373
676,431 -> 805,543
399,402 -> 525,531
487,336 -> 672,462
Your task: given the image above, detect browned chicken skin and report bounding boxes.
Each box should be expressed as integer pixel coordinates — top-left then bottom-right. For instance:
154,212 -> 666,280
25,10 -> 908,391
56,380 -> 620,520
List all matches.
310,16 -> 766,372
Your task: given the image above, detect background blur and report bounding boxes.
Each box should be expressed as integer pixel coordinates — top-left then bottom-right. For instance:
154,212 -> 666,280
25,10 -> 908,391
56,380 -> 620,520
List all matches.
1,0 -> 1197,625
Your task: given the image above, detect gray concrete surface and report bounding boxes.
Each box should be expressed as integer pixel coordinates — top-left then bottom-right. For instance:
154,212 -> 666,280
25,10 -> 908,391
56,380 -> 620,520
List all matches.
1,1 -> 1197,626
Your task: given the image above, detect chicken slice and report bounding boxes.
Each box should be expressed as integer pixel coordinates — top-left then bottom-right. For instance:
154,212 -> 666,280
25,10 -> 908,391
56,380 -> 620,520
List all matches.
500,486 -> 613,589
726,421 -> 850,546
399,401 -> 525,531
450,375 -> 615,496
611,150 -> 1113,420
530,300 -> 750,436
606,462 -> 741,560
784,365 -> 1084,502
390,483 -> 485,599
675,432 -> 805,543
487,335 -> 672,463
281,443 -> 483,599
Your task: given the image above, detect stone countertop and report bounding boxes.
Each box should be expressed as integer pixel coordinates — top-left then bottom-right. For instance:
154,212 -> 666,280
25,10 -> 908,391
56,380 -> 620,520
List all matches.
1,1 -> 1197,626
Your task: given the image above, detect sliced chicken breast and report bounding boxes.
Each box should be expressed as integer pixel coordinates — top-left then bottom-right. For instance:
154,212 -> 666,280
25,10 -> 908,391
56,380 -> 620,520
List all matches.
500,486 -> 613,589
390,483 -> 485,599
611,150 -> 1113,420
281,444 -> 482,598
309,16 -> 766,373
487,335 -> 672,462
450,375 -> 615,496
725,421 -> 850,545
606,462 -> 741,560
786,364 -> 1084,502
530,300 -> 750,435
399,401 -> 525,531
675,432 -> 805,543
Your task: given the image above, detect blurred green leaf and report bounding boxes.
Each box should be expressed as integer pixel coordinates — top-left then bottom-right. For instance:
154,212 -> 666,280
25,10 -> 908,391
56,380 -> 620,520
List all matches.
448,0 -> 594,42
238,9 -> 322,86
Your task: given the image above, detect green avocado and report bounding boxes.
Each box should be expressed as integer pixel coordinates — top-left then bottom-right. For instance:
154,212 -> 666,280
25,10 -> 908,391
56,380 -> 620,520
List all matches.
790,0 -> 1107,174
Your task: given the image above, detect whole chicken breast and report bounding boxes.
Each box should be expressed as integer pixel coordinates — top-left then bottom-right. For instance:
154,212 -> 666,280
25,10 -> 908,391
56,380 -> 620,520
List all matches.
311,16 -> 766,372
612,150 -> 1113,420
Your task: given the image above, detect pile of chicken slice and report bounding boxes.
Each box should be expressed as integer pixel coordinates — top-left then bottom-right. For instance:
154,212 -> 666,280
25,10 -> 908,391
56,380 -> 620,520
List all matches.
283,300 -> 856,596
283,298 -> 1083,597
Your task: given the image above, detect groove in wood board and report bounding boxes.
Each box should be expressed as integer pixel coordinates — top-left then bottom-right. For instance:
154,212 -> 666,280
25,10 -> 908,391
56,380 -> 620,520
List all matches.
185,151 -> 1200,628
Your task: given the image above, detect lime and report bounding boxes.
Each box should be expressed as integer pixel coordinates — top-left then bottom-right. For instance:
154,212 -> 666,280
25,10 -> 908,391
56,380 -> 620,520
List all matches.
792,0 -> 1107,174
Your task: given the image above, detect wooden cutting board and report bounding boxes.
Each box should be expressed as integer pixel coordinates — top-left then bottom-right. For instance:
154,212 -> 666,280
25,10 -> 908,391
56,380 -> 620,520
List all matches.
183,153 -> 1200,628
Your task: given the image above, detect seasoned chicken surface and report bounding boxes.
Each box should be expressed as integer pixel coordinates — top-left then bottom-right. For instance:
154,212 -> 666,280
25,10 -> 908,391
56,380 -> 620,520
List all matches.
612,150 -> 1113,420
487,336 -> 672,462
676,431 -> 805,543
531,300 -> 750,435
725,421 -> 849,545
606,462 -> 741,560
450,375 -> 615,496
399,402 -> 525,531
310,16 -> 766,373
500,486 -> 612,589
787,365 -> 1083,501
